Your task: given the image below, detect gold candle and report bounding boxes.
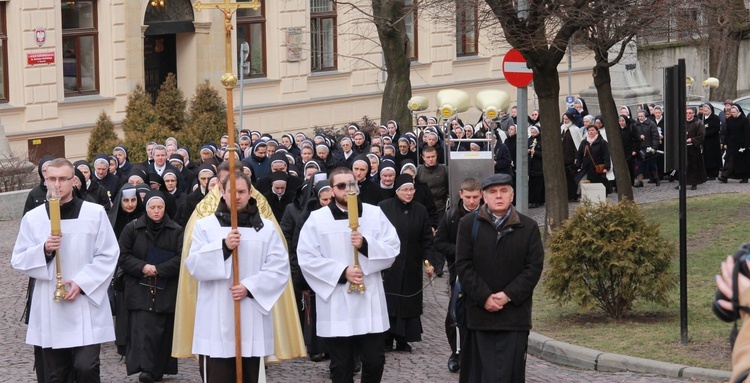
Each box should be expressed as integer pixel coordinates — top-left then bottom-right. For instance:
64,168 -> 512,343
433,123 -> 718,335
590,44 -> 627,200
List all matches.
347,193 -> 358,229
49,198 -> 61,235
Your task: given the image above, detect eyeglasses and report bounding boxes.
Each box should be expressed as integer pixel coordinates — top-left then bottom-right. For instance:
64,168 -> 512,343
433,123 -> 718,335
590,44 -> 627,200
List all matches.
45,176 -> 73,184
334,183 -> 348,190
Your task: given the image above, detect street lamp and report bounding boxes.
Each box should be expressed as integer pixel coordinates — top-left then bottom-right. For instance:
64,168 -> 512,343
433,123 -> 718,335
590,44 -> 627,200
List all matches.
239,42 -> 250,134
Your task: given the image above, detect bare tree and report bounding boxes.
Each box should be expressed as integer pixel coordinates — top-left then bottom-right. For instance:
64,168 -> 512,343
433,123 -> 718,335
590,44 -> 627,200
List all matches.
482,0 -> 602,233
577,0 -> 668,201
645,0 -> 750,101
371,0 -> 413,133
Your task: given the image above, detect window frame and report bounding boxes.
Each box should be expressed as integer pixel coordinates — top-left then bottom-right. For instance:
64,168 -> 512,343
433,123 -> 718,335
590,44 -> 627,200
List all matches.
0,3 -> 8,103
61,0 -> 100,96
236,0 -> 267,78
456,2 -> 479,57
310,0 -> 338,72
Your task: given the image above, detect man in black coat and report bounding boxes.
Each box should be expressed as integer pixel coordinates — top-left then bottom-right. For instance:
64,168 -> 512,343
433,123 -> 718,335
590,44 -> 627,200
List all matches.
434,178 -> 482,373
456,173 -> 544,383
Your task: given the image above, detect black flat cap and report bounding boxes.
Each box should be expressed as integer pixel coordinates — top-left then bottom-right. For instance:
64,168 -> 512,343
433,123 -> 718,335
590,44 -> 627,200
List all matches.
481,173 -> 513,190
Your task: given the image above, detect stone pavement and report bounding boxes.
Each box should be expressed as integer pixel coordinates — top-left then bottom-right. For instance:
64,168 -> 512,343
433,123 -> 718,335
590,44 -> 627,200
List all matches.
1,178 -> 745,382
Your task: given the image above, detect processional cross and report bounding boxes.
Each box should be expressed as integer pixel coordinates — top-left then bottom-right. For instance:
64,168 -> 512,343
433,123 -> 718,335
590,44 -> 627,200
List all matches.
193,1 -> 261,382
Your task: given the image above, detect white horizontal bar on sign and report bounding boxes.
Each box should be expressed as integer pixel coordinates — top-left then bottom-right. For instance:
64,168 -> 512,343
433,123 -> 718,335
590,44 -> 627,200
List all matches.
503,62 -> 532,73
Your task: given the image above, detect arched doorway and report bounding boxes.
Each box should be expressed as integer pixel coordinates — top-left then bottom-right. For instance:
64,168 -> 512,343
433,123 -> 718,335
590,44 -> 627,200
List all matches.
143,0 -> 195,102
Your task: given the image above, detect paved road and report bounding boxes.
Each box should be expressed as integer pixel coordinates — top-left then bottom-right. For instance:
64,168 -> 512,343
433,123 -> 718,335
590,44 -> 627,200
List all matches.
1,178 -> 743,382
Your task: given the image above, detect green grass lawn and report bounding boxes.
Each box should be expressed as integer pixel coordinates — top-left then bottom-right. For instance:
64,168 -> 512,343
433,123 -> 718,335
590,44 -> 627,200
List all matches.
532,193 -> 750,371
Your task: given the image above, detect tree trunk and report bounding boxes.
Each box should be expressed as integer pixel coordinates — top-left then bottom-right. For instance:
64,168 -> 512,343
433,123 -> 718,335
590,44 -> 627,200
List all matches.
708,0 -> 747,101
372,0 -> 413,134
710,31 -> 741,101
531,63 -> 569,234
593,54 -> 634,201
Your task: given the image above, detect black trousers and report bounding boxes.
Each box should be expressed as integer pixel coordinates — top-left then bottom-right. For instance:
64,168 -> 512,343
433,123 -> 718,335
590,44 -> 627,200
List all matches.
459,330 -> 528,383
42,344 -> 101,383
444,282 -> 466,354
198,355 -> 260,383
326,332 -> 385,383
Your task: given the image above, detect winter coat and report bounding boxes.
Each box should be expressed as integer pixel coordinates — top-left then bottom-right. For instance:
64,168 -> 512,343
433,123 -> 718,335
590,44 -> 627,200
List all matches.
455,205 -> 544,331
493,142 -> 513,175
434,200 -> 476,285
118,216 -> 183,313
633,119 -> 660,151
576,135 -> 612,194
379,198 -> 435,318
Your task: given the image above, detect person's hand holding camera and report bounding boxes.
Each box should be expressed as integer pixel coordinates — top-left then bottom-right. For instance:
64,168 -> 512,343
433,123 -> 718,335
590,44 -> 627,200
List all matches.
715,255 -> 750,312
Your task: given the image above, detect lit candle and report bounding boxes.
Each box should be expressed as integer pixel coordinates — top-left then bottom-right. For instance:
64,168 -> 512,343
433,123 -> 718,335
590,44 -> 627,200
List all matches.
49,198 -> 61,236
347,193 -> 358,230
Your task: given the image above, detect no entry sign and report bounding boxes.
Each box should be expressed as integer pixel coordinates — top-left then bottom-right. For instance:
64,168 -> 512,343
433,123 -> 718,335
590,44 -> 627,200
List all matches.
502,49 -> 533,88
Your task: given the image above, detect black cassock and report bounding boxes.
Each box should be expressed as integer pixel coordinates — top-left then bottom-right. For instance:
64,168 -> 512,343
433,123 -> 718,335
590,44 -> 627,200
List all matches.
378,197 -> 435,342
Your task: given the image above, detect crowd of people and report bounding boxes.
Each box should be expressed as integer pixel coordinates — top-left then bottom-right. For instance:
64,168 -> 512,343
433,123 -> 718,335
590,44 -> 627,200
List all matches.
11,95 -> 748,382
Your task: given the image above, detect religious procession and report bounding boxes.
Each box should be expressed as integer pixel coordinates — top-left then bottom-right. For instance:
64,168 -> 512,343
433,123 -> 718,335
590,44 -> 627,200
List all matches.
11,104 -> 551,383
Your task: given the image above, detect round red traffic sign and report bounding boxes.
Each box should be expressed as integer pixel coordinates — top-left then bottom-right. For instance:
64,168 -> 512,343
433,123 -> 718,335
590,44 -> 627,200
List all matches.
502,48 -> 533,88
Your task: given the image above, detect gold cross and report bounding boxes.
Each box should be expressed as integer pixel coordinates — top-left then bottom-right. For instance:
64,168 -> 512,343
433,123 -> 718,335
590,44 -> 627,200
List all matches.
194,0 -> 260,14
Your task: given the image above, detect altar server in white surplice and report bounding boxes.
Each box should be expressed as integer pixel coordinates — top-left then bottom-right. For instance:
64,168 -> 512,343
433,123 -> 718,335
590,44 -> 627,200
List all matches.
12,158 -> 119,382
186,171 -> 289,383
297,167 -> 400,383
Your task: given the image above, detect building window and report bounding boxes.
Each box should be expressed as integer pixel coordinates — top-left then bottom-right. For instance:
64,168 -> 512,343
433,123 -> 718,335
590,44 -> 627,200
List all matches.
61,0 -> 99,95
0,3 -> 8,103
237,1 -> 266,78
405,0 -> 418,61
456,2 -> 478,57
310,0 -> 337,72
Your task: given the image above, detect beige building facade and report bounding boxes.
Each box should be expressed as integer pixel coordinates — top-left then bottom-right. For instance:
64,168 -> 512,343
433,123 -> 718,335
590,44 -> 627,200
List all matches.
1,0 -> 595,161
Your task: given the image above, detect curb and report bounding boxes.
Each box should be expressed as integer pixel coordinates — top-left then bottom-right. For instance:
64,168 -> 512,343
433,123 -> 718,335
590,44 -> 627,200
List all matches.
528,332 -> 732,381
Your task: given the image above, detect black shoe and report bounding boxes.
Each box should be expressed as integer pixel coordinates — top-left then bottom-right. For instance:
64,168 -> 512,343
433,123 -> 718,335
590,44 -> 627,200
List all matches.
708,177 -> 716,181
139,372 -> 154,383
310,353 -> 325,362
691,185 -> 697,190
354,358 -> 362,373
634,180 -> 644,188
674,185 -> 679,190
718,176 -> 728,183
395,341 -> 412,352
528,203 -> 539,208
447,352 -> 460,372
742,179 -> 749,184
436,271 -> 444,277
655,178 -> 661,186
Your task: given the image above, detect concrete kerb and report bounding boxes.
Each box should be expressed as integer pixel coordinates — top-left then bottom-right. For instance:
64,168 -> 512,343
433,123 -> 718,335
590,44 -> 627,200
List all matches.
528,332 -> 732,381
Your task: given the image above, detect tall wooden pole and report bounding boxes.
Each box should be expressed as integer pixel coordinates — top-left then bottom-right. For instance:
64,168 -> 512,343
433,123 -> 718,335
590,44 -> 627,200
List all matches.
193,1 -> 261,381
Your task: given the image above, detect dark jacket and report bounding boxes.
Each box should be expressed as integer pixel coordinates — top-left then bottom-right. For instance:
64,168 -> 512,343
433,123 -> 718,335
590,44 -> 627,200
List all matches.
118,216 -> 183,313
618,122 -> 639,159
493,142 -> 513,175
416,163 -> 449,211
379,197 -> 435,318
633,118 -> 660,151
455,205 -> 544,331
434,200 -> 478,285
576,135 -> 611,181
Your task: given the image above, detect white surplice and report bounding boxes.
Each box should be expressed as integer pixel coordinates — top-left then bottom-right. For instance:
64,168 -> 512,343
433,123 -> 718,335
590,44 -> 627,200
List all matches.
297,204 -> 400,338
11,201 -> 119,349
186,215 -> 289,358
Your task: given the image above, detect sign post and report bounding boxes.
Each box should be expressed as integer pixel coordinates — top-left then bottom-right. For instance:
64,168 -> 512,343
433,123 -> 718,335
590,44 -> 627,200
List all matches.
503,48 -> 533,215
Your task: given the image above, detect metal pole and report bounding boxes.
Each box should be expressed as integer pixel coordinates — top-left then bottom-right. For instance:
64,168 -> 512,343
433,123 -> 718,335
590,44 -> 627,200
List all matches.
568,45 -> 572,97
677,59 -> 688,345
516,87 -> 528,215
